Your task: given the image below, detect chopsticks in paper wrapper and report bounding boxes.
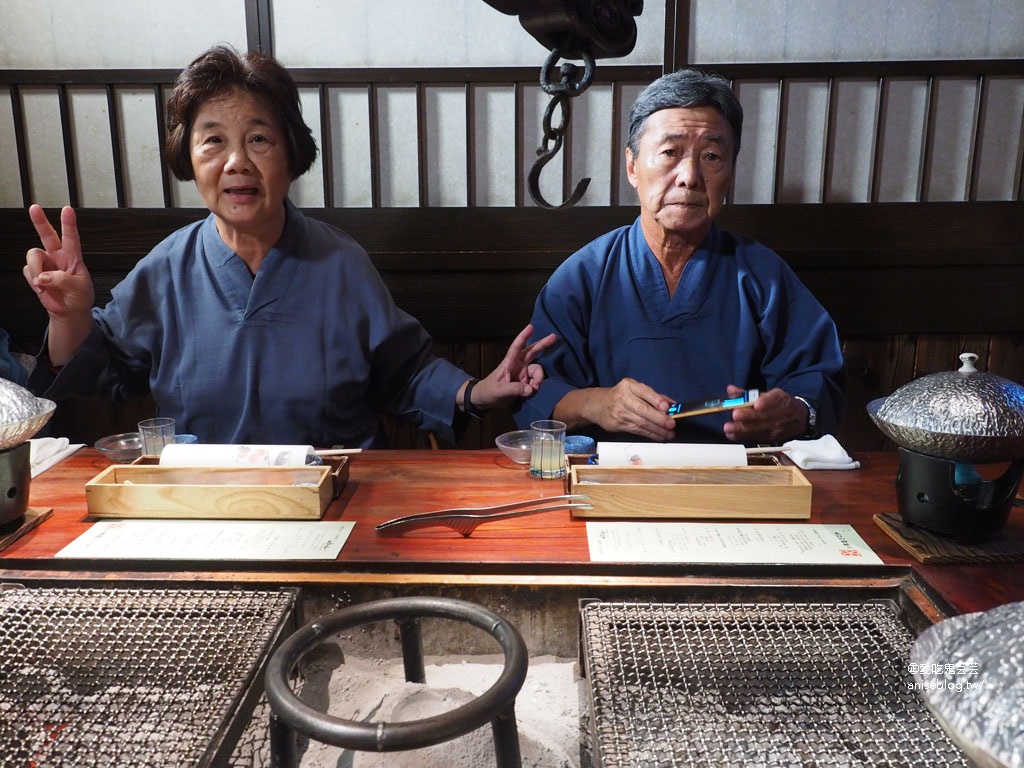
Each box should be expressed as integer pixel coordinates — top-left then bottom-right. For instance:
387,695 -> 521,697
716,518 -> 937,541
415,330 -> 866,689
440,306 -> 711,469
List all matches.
159,443 -> 360,466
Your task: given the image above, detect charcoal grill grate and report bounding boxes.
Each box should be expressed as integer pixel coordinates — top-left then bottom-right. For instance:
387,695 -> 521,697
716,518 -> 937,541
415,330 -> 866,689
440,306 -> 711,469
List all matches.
0,584 -> 295,767
581,601 -> 969,767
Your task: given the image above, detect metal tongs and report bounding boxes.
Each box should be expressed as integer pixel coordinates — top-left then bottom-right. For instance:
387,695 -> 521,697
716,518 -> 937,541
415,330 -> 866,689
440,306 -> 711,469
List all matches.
375,494 -> 591,537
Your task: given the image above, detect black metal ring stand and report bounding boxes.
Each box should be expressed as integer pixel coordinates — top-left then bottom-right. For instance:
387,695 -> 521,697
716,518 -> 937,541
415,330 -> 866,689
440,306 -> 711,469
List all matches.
265,596 -> 529,768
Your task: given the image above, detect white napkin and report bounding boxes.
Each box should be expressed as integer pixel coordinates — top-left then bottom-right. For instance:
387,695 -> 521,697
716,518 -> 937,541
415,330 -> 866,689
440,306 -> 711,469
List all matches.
29,437 -> 84,477
782,434 -> 860,470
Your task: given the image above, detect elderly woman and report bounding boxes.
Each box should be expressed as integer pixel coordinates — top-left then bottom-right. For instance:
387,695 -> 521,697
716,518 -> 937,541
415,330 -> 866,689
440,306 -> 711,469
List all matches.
24,45 -> 553,448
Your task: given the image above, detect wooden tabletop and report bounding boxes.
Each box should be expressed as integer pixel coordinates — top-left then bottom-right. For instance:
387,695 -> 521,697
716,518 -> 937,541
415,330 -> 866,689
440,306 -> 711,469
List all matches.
7,448 -> 1024,617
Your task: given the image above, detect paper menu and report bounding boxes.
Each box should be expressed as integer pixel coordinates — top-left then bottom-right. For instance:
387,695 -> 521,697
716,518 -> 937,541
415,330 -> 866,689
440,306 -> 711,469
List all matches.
587,522 -> 881,565
55,520 -> 354,560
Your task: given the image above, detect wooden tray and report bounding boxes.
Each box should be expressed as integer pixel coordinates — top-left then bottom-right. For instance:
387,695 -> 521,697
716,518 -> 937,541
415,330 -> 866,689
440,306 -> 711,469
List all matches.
568,464 -> 812,520
85,463 -> 340,520
131,455 -> 349,497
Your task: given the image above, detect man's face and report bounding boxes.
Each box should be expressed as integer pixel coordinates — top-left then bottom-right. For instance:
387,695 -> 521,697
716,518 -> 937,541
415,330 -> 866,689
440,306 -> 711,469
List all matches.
626,106 -> 736,245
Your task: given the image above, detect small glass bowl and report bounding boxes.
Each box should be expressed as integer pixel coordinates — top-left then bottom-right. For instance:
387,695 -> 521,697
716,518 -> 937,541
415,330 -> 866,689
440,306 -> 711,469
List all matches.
495,430 -> 533,464
95,432 -> 143,463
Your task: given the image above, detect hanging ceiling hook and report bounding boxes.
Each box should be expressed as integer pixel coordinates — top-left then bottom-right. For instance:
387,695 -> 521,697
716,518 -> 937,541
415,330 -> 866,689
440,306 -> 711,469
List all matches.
528,49 -> 595,209
480,1 -> 642,209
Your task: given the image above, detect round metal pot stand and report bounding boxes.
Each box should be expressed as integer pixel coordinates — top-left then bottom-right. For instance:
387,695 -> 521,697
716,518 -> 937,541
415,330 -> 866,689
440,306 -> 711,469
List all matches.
0,442 -> 31,527
265,596 -> 529,768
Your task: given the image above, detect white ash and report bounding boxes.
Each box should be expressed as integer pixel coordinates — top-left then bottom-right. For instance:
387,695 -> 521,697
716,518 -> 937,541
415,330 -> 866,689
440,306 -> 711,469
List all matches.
295,654 -> 583,768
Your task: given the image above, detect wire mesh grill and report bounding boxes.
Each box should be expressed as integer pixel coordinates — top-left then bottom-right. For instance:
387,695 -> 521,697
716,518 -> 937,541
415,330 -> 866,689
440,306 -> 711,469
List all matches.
0,585 -> 295,768
581,601 -> 970,768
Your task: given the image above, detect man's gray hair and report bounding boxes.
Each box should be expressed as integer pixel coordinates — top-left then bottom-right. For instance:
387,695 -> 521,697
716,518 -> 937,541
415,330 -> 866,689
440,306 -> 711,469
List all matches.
627,69 -> 743,159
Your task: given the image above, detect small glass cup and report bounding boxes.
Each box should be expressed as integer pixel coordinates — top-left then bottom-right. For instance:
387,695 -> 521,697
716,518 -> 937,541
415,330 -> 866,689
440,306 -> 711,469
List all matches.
138,417 -> 175,456
530,419 -> 567,479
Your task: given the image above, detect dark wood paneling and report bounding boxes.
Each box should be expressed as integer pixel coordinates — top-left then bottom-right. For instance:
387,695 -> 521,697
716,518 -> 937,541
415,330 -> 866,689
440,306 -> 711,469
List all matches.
4,202 -> 1021,344
988,335 -> 1024,383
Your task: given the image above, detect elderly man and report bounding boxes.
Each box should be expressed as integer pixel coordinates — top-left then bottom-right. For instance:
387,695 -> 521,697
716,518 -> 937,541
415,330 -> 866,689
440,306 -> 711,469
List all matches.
515,68 -> 845,445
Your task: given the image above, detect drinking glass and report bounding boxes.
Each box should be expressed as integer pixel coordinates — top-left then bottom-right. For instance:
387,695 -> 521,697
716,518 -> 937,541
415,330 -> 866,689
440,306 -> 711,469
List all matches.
530,420 -> 567,479
138,417 -> 175,456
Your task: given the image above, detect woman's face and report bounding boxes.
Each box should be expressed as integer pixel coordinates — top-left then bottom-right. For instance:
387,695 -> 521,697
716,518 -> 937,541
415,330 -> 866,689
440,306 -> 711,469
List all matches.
189,88 -> 291,247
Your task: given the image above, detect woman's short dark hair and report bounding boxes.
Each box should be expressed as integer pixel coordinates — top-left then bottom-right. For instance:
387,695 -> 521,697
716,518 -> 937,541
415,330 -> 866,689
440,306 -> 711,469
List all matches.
164,44 -> 318,181
627,69 -> 743,160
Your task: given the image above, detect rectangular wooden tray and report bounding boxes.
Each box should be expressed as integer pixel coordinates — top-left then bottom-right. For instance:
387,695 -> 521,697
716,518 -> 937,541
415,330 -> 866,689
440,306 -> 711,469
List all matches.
568,464 -> 812,520
85,463 -> 340,520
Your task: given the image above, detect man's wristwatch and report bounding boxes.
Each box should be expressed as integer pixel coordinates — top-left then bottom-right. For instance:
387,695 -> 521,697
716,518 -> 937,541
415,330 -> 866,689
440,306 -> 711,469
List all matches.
463,378 -> 487,420
793,396 -> 818,438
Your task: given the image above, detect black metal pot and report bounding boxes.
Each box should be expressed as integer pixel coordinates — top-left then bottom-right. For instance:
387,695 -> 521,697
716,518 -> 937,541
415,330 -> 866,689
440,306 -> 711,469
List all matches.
868,353 -> 1024,542
0,442 -> 31,527
895,448 -> 1023,543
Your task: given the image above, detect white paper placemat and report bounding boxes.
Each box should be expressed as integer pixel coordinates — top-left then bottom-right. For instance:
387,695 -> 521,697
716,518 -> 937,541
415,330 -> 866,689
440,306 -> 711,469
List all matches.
55,520 -> 354,560
587,522 -> 881,565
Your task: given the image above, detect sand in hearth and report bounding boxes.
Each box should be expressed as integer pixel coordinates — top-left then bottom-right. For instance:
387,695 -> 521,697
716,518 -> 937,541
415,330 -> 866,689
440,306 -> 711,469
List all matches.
294,653 -> 585,768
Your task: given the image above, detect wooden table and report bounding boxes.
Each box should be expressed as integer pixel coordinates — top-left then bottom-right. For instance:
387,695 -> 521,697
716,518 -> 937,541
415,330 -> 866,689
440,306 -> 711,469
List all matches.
6,449 -> 1024,619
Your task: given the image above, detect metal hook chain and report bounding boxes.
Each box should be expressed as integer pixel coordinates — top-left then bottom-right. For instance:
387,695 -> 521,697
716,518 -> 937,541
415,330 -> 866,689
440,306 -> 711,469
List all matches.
539,48 -> 596,96
529,47 -> 594,209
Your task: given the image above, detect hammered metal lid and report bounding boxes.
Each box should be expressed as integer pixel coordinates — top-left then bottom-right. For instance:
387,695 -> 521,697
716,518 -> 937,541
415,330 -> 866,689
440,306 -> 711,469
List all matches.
867,353 -> 1024,463
0,377 -> 56,451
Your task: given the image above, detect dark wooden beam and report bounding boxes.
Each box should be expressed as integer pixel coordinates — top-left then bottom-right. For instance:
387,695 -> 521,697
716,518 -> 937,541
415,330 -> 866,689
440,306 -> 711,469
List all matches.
245,0 -> 275,55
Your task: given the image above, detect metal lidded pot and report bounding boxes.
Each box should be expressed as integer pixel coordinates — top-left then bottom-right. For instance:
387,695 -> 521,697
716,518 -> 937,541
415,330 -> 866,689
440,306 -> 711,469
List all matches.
0,378 -> 57,527
867,353 -> 1024,543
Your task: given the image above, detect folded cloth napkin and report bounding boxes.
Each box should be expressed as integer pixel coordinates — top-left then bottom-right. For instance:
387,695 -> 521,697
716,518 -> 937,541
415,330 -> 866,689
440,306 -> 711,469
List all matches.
29,437 -> 84,478
782,434 -> 860,470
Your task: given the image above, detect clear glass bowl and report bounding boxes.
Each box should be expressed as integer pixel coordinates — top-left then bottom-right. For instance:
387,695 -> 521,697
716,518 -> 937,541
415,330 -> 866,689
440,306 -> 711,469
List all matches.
495,430 -> 532,464
95,432 -> 143,463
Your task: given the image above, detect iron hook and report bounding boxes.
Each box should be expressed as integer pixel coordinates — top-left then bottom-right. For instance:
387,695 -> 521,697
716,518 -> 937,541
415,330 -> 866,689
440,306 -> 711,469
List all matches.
527,132 -> 591,209
529,53 -> 594,209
